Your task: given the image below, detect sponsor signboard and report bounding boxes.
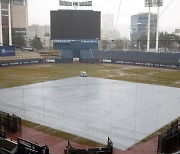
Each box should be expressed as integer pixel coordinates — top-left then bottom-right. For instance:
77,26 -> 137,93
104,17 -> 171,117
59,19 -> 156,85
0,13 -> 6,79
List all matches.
103,59 -> 112,63
0,59 -> 40,67
73,2 -> 79,7
0,46 -> 15,57
79,1 -> 92,6
59,0 -> 72,6
46,59 -> 56,63
59,0 -> 92,6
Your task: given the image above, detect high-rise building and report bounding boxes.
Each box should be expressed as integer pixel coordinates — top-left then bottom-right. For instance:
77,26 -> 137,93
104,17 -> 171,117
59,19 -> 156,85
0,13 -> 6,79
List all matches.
27,25 -> 51,48
11,0 -> 28,35
130,13 -> 157,45
0,0 -> 28,46
27,25 -> 50,39
101,13 -> 114,40
174,28 -> 180,36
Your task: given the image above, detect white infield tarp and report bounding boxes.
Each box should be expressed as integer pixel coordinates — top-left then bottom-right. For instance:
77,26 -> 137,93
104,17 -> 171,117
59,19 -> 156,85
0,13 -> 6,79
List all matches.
0,77 -> 180,150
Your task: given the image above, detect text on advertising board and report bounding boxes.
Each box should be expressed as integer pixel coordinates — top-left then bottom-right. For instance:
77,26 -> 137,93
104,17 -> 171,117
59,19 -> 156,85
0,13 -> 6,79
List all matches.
59,0 -> 92,6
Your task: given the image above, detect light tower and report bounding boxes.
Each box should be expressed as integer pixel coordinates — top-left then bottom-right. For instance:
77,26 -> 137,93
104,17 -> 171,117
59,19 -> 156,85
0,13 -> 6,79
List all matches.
8,0 -> 12,46
145,0 -> 153,52
154,0 -> 163,52
145,0 -> 163,52
0,1 -> 3,46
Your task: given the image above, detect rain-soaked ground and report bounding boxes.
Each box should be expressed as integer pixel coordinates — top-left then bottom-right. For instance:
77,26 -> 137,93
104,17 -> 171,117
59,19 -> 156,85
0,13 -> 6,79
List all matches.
0,77 -> 179,150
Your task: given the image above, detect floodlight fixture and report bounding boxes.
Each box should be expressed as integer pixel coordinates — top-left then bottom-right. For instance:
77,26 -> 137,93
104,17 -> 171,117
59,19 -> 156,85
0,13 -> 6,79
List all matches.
145,0 -> 163,7
145,0 -> 153,7
153,0 -> 163,7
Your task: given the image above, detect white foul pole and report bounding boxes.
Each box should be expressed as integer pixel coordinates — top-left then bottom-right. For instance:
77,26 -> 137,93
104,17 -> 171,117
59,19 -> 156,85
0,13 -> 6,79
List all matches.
156,6 -> 160,52
147,6 -> 151,52
8,0 -> 12,46
0,1 -> 3,46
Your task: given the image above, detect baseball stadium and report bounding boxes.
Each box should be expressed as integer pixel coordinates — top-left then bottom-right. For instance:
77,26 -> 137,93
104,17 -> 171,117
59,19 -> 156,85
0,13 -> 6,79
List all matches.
0,0 -> 180,154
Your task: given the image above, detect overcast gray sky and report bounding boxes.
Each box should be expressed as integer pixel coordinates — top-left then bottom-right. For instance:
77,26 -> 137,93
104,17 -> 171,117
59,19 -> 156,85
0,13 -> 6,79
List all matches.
28,0 -> 180,37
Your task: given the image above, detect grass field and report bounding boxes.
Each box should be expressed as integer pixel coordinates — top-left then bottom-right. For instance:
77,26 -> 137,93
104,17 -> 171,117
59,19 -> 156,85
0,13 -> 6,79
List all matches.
0,63 -> 180,89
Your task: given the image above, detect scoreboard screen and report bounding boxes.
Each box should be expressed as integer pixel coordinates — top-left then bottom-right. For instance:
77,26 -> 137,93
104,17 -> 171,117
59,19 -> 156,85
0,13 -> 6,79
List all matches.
51,10 -> 101,40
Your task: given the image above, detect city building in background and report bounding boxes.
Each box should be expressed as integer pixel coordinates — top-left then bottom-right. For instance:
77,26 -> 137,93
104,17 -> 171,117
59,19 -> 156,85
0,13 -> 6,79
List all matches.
174,28 -> 180,36
130,13 -> 157,46
27,25 -> 52,48
101,13 -> 114,40
27,25 -> 50,39
0,0 -> 28,46
11,0 -> 28,36
1,1 -> 10,45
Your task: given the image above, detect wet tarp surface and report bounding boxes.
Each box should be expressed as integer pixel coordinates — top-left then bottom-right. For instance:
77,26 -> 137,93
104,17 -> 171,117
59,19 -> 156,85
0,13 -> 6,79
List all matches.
0,77 -> 179,150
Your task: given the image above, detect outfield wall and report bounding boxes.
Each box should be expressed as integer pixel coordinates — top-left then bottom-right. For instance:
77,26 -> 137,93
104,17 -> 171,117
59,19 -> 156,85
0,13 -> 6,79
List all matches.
80,50 -> 180,68
0,58 -> 72,67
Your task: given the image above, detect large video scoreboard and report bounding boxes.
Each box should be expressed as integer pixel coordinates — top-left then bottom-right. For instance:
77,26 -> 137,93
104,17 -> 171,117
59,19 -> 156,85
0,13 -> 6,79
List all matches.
50,10 -> 101,40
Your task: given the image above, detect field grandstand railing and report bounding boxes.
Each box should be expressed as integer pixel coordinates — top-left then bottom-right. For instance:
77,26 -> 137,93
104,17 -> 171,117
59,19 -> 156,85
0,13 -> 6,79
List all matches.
64,137 -> 113,154
17,138 -> 50,154
0,130 -> 50,154
0,111 -> 21,134
157,120 -> 180,154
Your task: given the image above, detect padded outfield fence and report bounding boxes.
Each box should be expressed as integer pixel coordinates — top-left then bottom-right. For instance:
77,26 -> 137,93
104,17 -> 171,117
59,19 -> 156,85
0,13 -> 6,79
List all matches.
0,50 -> 180,68
0,57 -> 73,67
79,50 -> 180,68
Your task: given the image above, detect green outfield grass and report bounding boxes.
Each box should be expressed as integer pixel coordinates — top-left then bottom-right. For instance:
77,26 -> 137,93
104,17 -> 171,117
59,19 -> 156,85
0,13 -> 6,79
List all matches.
0,63 -> 179,89
0,63 -> 180,89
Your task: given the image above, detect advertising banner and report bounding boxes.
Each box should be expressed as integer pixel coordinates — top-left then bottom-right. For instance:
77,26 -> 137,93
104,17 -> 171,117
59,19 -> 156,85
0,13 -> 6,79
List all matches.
59,0 -> 72,6
59,0 -> 92,6
0,59 -> 40,67
79,1 -> 92,6
73,2 -> 79,7
0,46 -> 15,57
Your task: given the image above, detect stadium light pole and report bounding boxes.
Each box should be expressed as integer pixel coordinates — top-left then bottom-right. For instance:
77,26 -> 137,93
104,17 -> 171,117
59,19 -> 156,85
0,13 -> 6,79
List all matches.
145,0 -> 153,52
155,0 -> 163,52
0,1 -> 3,46
25,0 -> 28,47
8,0 -> 12,46
147,6 -> 151,52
